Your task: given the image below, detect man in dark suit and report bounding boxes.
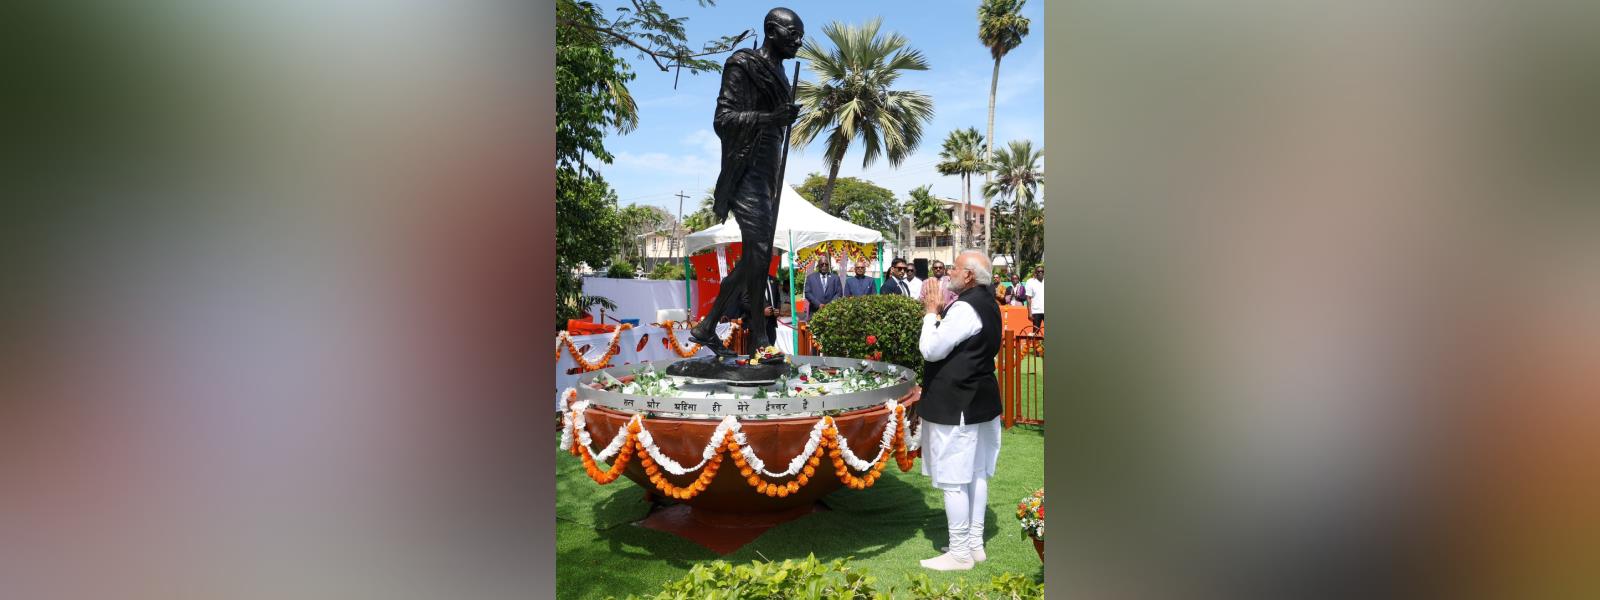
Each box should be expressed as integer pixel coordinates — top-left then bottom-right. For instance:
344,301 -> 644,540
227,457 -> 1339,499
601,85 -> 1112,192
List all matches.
880,257 -> 913,296
842,262 -> 876,297
728,274 -> 783,350
803,260 -> 842,319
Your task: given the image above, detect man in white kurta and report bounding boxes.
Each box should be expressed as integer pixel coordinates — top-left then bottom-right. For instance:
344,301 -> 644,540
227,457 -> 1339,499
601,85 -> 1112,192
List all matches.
916,250 -> 1004,571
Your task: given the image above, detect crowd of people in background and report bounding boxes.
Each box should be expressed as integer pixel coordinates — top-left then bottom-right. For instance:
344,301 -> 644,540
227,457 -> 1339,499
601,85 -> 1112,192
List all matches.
716,252 -> 1043,343
796,256 -> 1041,333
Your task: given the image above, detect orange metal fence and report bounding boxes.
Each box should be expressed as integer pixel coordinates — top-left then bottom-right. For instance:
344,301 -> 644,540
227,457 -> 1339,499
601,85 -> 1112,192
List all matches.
998,328 -> 1044,427
799,320 -> 1042,428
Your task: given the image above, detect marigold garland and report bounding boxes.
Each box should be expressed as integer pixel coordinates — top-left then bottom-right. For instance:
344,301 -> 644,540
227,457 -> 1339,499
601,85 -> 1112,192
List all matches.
556,324 -> 634,372
563,392 -> 921,498
657,320 -> 739,358
575,421 -> 636,484
640,437 -> 725,500
796,241 -> 876,272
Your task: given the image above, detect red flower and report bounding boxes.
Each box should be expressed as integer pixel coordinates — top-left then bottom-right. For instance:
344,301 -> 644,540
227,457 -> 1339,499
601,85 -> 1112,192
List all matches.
1037,507 -> 1045,519
865,335 -> 877,345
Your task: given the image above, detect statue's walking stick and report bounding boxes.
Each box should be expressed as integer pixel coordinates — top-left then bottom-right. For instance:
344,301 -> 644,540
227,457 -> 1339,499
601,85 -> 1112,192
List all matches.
776,60 -> 801,195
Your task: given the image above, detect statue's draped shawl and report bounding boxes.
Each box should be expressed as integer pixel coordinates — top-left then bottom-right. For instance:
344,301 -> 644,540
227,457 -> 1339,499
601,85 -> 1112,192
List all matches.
712,48 -> 792,222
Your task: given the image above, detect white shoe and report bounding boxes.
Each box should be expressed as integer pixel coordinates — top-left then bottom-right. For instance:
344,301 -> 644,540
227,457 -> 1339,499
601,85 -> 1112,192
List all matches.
941,546 -> 987,562
920,552 -> 975,571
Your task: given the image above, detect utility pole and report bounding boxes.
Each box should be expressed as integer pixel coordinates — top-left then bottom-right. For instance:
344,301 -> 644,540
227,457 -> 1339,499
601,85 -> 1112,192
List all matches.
674,191 -> 690,261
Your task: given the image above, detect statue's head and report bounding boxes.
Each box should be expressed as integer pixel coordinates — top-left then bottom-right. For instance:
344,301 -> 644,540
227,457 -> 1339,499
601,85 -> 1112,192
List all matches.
763,8 -> 804,60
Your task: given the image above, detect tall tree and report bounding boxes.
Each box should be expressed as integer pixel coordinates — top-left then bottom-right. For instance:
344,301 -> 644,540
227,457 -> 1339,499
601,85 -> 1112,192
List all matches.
556,1 -> 636,328
556,0 -> 752,76
617,204 -> 670,262
792,18 -> 935,212
982,139 -> 1043,267
977,0 -> 1031,249
795,173 -> 901,244
905,185 -> 954,263
935,127 -> 989,251
991,195 -> 1043,274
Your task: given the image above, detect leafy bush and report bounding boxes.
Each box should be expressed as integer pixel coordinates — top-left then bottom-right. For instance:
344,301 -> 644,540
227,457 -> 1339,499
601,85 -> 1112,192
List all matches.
648,262 -> 685,280
612,555 -> 1044,600
809,294 -> 925,376
606,261 -> 636,279
901,572 -> 1044,600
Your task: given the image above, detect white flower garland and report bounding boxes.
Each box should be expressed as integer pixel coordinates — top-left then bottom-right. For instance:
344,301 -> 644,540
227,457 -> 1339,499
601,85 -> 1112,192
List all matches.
737,417 -> 830,478
561,387 -> 920,478
637,416 -> 735,476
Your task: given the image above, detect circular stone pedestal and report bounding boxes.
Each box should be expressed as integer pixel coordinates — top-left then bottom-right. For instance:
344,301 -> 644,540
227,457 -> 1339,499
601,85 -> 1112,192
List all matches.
581,386 -> 918,516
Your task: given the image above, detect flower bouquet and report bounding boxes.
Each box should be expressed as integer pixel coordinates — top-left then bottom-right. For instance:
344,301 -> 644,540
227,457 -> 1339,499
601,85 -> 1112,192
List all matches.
1017,488 -> 1044,561
751,345 -> 785,365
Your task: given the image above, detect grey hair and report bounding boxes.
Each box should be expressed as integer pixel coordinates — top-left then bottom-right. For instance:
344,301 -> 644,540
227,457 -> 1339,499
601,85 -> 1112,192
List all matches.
957,250 -> 992,286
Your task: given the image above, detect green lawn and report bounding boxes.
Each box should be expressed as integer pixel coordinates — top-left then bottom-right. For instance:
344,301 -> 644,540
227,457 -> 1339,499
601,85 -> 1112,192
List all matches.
556,426 -> 1045,599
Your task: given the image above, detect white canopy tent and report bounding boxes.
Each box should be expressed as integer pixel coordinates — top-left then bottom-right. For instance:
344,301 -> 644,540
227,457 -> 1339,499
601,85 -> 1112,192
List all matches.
682,185 -> 884,255
680,185 -> 887,353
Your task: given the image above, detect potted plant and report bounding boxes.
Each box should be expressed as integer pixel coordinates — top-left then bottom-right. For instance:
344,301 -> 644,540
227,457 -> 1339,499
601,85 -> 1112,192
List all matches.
1017,487 -> 1044,562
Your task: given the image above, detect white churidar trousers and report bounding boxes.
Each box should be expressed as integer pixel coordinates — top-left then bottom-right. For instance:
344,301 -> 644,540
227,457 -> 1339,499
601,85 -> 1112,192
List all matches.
920,414 -> 1002,560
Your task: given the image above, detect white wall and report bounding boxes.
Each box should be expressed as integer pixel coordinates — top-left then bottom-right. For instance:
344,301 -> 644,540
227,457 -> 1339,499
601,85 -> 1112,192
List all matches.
581,277 -> 689,325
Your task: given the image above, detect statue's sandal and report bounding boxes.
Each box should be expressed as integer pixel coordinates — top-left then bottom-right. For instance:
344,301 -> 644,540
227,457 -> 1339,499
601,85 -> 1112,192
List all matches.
689,328 -> 737,357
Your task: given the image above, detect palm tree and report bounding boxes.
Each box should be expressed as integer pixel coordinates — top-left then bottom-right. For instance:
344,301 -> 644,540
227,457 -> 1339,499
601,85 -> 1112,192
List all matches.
982,140 -> 1043,265
935,127 -> 989,252
977,0 -> 1031,247
906,184 -> 955,263
793,18 -> 936,212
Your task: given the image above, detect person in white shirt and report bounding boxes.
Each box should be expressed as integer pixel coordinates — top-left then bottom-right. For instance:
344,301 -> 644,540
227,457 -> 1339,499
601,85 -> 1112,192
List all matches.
1024,265 -> 1044,330
903,259 -> 923,299
915,250 -> 1004,571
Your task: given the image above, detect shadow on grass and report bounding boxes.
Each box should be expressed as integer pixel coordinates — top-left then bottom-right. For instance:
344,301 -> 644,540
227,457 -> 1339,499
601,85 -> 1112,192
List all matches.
735,472 -> 933,563
588,485 -> 721,568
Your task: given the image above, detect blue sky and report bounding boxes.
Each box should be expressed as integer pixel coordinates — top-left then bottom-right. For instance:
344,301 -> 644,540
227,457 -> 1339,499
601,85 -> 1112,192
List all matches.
593,0 -> 1045,219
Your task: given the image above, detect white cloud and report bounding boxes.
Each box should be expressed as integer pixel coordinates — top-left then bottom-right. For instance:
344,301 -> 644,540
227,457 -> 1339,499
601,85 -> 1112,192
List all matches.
682,129 -> 721,158
931,49 -> 1045,114
611,151 -> 718,177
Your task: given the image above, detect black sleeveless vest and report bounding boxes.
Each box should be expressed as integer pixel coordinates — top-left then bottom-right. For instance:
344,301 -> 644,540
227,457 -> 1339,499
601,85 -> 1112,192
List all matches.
919,284 -> 1003,426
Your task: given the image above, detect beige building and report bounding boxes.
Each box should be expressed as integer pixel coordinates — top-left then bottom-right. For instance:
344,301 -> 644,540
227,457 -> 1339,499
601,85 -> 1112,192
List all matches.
634,229 -> 682,271
903,198 -> 987,263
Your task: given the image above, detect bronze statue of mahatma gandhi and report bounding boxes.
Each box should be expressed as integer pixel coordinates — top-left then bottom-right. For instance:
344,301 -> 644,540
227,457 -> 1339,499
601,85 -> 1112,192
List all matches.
684,7 -> 804,366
